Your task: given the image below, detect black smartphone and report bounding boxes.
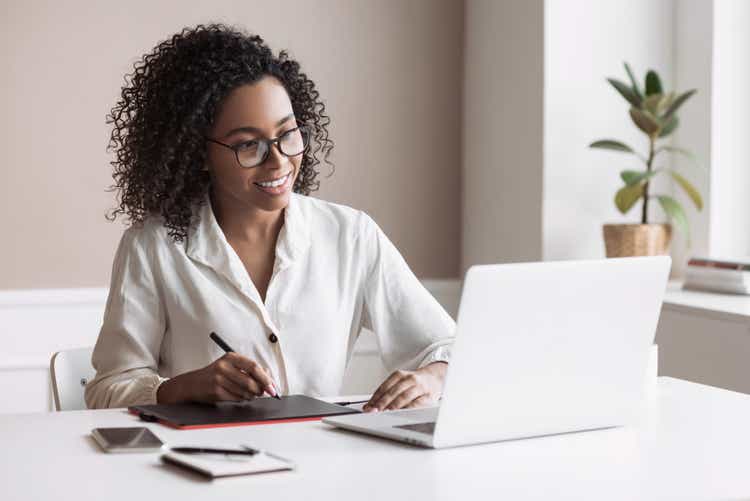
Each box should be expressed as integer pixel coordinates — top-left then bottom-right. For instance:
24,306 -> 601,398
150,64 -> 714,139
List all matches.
91,427 -> 164,453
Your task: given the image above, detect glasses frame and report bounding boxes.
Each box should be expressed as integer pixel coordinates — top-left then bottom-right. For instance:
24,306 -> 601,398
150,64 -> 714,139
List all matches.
205,124 -> 311,169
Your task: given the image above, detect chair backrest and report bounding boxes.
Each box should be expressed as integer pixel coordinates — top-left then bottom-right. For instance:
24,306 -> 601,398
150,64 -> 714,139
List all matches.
50,347 -> 96,411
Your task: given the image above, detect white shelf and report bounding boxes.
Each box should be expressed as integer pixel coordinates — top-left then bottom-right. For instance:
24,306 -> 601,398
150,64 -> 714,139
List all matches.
663,280 -> 750,323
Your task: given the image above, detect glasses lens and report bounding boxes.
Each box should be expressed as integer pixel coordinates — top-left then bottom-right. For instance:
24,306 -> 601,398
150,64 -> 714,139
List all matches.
236,140 -> 268,168
278,127 -> 309,156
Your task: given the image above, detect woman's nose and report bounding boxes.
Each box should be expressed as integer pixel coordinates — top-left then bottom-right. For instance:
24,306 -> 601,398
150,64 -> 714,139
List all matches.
264,142 -> 287,169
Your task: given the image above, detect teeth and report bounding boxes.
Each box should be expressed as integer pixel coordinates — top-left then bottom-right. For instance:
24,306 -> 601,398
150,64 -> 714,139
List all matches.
257,173 -> 289,188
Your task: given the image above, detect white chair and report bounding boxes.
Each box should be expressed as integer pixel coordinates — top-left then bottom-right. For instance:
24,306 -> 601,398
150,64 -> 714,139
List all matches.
50,347 -> 96,411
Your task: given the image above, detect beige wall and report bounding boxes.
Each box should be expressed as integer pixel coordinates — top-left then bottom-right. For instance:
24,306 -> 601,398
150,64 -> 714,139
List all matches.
461,0 -> 544,270
0,0 -> 463,289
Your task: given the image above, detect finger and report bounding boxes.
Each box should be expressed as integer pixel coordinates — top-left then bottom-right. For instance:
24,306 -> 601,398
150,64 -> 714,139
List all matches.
404,395 -> 433,409
385,386 -> 424,410
218,373 -> 253,400
370,377 -> 417,411
262,366 -> 280,397
387,388 -> 424,411
226,353 -> 274,393
365,371 -> 406,410
212,373 -> 248,401
366,374 -> 410,411
214,385 -> 245,402
217,358 -> 263,396
227,353 -> 275,387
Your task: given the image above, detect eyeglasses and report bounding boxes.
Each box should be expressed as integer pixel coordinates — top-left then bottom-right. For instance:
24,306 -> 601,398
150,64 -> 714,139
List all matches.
206,124 -> 311,169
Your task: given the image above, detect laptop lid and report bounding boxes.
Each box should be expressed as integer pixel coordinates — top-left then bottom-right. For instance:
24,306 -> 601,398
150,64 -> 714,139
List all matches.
432,256 -> 670,448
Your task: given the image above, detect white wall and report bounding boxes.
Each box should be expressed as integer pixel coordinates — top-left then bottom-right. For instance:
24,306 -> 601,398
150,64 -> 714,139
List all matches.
0,288 -> 108,413
543,0 -> 750,271
463,0 -> 684,269
670,0 -> 750,273
543,0 -> 676,262
709,0 -> 750,258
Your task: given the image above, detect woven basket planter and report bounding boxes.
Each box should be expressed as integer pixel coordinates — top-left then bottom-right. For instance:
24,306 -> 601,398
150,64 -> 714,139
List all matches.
602,223 -> 672,257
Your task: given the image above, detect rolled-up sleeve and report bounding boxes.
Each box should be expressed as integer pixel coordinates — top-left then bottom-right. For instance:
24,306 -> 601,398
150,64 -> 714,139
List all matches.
84,225 -> 168,409
360,214 -> 455,372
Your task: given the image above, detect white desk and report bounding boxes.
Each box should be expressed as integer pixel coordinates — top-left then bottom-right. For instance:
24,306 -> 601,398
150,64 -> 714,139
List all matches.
2,377 -> 749,500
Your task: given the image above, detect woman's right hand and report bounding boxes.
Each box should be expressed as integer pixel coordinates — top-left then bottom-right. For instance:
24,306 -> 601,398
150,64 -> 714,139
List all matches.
157,353 -> 278,404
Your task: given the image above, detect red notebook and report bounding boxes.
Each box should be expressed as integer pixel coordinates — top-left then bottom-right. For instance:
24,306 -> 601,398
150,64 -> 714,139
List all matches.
129,395 -> 360,430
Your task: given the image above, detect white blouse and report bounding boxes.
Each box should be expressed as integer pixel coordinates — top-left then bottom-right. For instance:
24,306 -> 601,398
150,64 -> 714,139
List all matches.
84,194 -> 455,408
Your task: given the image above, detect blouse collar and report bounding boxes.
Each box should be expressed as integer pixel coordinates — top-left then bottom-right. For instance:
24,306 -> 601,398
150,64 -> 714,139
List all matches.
185,192 -> 311,301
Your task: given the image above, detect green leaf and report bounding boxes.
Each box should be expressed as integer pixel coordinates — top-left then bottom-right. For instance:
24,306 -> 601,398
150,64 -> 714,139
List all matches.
662,89 -> 697,120
643,93 -> 664,115
658,115 -> 679,137
629,107 -> 660,136
657,195 -> 690,244
645,70 -> 663,96
670,171 -> 704,210
620,169 -> 660,186
624,62 -> 643,100
607,78 -> 642,107
615,183 -> 645,213
589,140 -> 636,153
658,91 -> 675,115
658,145 -> 701,167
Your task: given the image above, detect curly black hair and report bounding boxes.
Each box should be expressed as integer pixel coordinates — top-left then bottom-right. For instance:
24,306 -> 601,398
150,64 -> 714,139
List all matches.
105,23 -> 334,242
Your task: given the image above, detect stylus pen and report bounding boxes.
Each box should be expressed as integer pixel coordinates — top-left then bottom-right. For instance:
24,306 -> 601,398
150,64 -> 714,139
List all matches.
171,447 -> 258,456
209,331 -> 282,399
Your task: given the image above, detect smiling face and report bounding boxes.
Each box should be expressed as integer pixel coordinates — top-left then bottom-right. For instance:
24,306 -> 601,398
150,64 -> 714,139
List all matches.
206,76 -> 302,214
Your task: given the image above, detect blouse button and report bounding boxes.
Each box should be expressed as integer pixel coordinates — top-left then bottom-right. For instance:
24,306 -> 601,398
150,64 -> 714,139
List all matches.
269,333 -> 278,344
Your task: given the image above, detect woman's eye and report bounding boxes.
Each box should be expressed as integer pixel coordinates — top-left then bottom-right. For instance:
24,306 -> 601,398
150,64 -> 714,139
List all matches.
235,140 -> 259,151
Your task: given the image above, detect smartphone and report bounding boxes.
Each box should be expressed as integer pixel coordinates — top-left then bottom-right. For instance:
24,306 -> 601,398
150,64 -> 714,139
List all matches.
91,427 -> 164,453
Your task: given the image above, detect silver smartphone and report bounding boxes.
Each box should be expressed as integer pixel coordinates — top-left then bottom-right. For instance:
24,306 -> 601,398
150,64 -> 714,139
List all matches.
91,427 -> 164,453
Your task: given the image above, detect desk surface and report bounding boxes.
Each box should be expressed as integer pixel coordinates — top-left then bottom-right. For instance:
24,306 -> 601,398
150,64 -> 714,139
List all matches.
2,377 -> 749,501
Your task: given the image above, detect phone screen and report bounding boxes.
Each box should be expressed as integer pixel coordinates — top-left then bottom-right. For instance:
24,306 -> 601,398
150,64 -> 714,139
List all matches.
92,427 -> 164,451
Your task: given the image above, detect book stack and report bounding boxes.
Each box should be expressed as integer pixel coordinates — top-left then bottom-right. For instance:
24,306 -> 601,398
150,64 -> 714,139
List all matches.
683,257 -> 750,295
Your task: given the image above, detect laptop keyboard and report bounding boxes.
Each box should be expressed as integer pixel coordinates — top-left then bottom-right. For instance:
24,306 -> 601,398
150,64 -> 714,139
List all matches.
394,422 -> 436,435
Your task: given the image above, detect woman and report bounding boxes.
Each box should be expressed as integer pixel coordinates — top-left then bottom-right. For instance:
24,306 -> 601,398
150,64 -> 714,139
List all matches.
85,24 -> 454,413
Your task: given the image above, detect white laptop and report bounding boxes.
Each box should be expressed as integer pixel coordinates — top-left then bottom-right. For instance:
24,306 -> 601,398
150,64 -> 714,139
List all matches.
323,256 -> 671,448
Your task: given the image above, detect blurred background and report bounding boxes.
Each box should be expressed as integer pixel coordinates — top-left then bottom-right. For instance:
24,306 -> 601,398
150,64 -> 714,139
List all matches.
2,0 -> 748,289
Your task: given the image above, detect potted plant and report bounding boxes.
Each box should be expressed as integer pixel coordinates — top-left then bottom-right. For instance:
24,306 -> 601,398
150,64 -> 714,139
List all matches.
590,62 -> 703,257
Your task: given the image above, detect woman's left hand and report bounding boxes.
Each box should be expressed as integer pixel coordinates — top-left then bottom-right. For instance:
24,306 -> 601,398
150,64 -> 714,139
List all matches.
363,362 -> 447,412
